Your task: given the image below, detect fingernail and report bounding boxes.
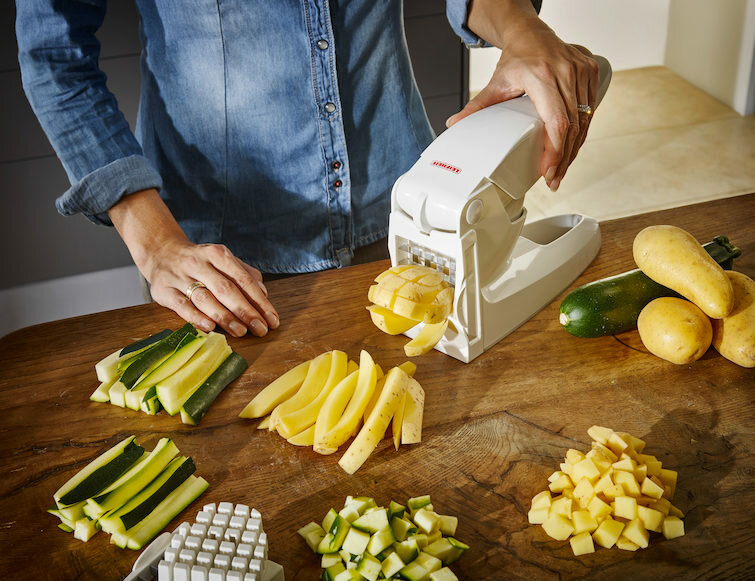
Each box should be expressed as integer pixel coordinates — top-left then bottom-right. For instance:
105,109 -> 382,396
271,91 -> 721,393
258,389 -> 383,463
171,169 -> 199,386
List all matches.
199,320 -> 214,332
230,321 -> 247,337
549,177 -> 561,192
266,312 -> 280,329
250,319 -> 268,337
445,115 -> 455,128
545,166 -> 557,182
258,281 -> 268,296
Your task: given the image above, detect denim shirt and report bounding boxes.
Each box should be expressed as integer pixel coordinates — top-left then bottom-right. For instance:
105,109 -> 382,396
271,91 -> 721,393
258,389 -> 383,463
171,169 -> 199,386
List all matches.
16,0 -> 483,273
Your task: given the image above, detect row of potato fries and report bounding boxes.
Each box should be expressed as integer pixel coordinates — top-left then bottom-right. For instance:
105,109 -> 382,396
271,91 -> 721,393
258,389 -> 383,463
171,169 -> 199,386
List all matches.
239,349 -> 424,474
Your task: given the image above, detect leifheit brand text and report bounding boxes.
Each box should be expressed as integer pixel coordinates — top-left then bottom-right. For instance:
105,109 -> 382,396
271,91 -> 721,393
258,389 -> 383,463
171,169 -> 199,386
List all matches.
431,160 -> 461,174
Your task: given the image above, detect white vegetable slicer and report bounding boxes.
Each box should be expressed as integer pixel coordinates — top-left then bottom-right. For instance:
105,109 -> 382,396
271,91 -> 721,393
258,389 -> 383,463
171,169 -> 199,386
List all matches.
389,56 -> 612,363
125,502 -> 284,581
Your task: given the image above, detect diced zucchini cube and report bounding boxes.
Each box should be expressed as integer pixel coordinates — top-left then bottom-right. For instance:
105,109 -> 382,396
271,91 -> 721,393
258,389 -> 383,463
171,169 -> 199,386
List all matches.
413,508 -> 440,534
381,551 -> 405,577
321,553 -> 342,568
388,500 -> 406,520
333,568 -> 360,581
415,551 -> 443,572
391,516 -> 417,542
353,508 -> 389,533
298,522 -> 326,552
407,495 -> 432,512
339,504 -> 361,523
323,508 -> 338,532
355,552 -> 382,581
429,567 -> 459,581
323,561 -> 346,581
345,496 -> 377,515
438,515 -> 458,537
341,527 -> 370,556
393,537 -> 419,563
367,526 -> 395,556
399,560 -> 430,581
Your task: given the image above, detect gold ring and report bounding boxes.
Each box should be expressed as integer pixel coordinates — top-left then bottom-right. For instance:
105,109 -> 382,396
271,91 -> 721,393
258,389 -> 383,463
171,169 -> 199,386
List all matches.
185,281 -> 206,301
577,104 -> 593,116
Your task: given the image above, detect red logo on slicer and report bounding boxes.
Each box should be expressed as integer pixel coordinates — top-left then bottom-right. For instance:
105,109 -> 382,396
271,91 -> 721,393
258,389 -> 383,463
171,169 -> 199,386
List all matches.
431,160 -> 461,174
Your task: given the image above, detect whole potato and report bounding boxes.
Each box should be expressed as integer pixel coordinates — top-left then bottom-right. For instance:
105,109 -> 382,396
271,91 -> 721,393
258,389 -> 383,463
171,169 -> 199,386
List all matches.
638,297 -> 713,364
711,271 -> 755,367
633,225 -> 734,318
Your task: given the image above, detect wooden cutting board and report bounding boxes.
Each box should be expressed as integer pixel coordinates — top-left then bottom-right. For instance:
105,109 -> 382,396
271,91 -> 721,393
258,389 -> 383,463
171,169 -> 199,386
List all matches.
0,194 -> 753,580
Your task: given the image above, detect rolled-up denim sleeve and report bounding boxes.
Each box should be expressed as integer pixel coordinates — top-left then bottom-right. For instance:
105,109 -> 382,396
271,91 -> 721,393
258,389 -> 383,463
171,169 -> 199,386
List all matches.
16,0 -> 162,226
446,0 -> 488,47
446,0 -> 543,48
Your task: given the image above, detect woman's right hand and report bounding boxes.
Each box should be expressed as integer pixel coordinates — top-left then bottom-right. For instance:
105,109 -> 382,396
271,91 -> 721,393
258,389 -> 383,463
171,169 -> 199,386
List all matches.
108,188 -> 279,338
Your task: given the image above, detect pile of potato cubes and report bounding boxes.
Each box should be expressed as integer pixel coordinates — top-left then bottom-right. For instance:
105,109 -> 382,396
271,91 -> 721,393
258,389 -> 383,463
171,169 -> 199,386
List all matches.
528,425 -> 685,556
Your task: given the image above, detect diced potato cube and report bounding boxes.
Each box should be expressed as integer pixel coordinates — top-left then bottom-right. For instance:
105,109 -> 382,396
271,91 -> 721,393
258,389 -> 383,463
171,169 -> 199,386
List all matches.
635,495 -> 654,506
616,535 -> 640,551
633,463 -> 648,482
607,433 -> 630,455
637,506 -> 664,533
569,531 -> 595,556
571,509 -> 599,535
542,514 -> 574,541
594,473 -> 614,495
668,503 -> 685,518
612,457 -> 636,472
587,425 -> 614,445
648,497 -> 671,516
613,471 -> 641,497
662,516 -> 685,540
614,496 -> 638,520
603,483 -> 625,501
591,442 -> 619,463
548,470 -> 565,483
624,433 -> 646,454
560,462 -> 573,477
550,496 -> 573,517
528,507 -> 549,525
659,469 -> 677,498
640,476 -> 665,500
572,458 -> 601,483
645,460 -> 663,476
530,490 -> 552,510
549,474 -> 573,493
561,488 -> 575,500
592,519 -> 625,549
566,449 -> 586,465
622,518 -> 649,548
586,451 -> 612,473
573,478 -> 594,502
588,496 -> 612,520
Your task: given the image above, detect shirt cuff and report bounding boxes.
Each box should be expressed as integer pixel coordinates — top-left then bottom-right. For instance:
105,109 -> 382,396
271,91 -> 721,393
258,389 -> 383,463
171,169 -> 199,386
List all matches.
446,0 -> 489,47
55,155 -> 163,226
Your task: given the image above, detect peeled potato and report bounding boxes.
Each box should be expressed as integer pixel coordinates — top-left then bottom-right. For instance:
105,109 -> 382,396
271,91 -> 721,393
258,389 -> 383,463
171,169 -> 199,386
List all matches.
637,297 -> 712,364
711,271 -> 755,367
367,264 -> 454,355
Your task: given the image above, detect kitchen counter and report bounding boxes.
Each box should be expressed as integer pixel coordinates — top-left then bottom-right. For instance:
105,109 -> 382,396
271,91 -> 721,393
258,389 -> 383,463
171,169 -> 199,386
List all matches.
1,194 -> 753,580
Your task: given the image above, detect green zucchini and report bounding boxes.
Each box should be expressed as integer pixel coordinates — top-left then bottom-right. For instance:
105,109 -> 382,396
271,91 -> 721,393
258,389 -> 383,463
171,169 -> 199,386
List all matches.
180,352 -> 248,425
84,438 -> 178,519
99,456 -> 196,533
89,376 -> 117,403
115,475 -> 209,550
95,329 -> 172,382
119,323 -> 197,389
559,236 -> 741,337
156,332 -> 231,415
54,436 -> 145,507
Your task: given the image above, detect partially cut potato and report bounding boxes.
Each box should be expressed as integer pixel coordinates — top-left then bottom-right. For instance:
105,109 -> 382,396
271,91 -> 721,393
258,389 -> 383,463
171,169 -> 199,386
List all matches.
367,264 -> 454,356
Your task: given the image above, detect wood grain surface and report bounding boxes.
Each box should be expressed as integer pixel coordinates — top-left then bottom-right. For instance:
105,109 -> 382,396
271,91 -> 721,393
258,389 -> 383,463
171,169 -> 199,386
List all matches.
1,194 -> 753,580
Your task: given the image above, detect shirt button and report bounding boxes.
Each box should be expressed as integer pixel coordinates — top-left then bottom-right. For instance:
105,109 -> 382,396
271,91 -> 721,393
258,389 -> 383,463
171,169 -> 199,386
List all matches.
317,39 -> 329,50
332,161 -> 341,170
324,102 -> 336,113
334,179 -> 343,188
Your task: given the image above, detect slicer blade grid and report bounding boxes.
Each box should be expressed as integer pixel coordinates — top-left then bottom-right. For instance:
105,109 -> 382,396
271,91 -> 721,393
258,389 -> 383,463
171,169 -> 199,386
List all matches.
396,238 -> 456,286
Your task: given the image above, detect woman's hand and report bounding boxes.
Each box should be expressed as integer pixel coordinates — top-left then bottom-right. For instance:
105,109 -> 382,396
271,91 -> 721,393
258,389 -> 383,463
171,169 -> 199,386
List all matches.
108,188 -> 279,338
449,0 -> 600,191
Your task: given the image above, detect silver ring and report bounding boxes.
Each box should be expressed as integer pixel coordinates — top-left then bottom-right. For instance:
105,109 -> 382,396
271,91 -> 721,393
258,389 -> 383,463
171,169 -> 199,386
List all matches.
185,281 -> 206,302
577,104 -> 593,116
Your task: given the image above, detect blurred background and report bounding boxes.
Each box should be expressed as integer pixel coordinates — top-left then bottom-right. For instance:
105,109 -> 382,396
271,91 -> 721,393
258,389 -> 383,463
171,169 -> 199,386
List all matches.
1,0 -> 754,337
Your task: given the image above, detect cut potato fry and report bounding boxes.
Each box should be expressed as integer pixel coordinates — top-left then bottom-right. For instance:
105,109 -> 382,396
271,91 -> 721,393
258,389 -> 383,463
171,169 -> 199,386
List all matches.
404,320 -> 449,357
316,351 -> 377,453
313,370 -> 360,455
401,378 -> 425,445
338,367 -> 409,474
239,360 -> 310,418
270,351 -> 334,429
257,416 -> 270,430
277,351 -> 348,439
392,392 -> 407,451
287,425 -> 315,447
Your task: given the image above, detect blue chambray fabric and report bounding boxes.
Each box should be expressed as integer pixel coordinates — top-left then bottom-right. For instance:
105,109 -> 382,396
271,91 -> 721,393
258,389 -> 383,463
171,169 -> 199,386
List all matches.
16,0 -> 481,273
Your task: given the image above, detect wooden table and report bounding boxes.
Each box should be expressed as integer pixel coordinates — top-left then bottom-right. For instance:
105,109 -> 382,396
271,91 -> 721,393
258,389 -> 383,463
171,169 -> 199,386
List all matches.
1,195 -> 753,580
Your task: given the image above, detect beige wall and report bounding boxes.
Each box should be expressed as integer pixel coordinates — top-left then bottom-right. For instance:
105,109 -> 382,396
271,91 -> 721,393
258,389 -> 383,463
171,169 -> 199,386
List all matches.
665,0 -> 754,115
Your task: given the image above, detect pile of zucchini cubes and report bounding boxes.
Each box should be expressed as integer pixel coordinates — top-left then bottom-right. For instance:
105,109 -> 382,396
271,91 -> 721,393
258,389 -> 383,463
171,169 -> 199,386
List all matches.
90,323 -> 248,425
48,435 -> 208,549
298,495 -> 468,580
